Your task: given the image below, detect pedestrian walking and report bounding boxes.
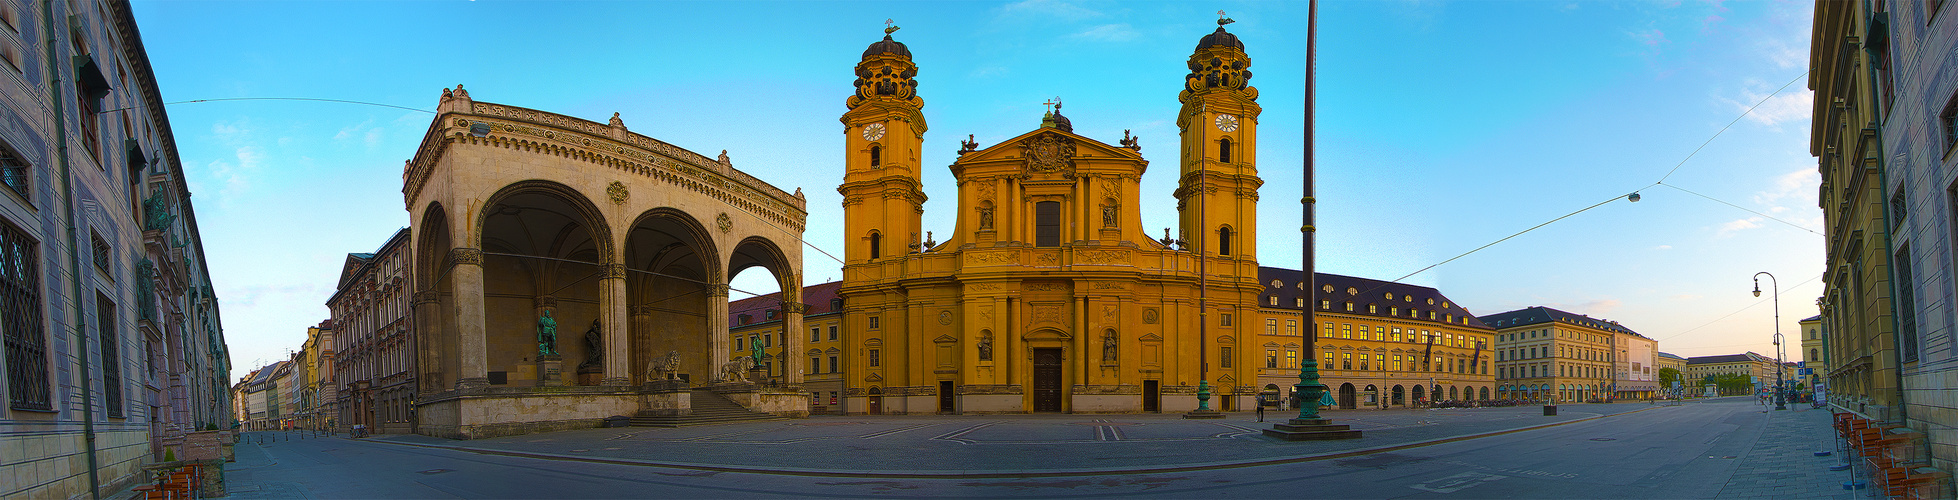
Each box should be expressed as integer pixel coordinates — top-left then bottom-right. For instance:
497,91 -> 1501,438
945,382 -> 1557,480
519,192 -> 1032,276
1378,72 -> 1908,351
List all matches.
1257,403 -> 1265,422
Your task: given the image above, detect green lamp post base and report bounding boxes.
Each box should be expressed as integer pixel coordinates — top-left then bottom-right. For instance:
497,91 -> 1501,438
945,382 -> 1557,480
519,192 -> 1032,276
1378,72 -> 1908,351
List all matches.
1183,379 -> 1225,419
1265,360 -> 1361,440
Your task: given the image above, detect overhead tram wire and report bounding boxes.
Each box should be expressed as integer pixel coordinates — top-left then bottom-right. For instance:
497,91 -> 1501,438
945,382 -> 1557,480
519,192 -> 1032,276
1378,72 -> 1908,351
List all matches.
1318,69 -> 1818,315
1656,273 -> 1822,343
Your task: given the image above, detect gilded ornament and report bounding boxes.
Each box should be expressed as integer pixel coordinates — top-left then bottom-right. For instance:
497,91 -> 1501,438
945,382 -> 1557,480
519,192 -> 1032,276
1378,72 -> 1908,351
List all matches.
607,181 -> 628,205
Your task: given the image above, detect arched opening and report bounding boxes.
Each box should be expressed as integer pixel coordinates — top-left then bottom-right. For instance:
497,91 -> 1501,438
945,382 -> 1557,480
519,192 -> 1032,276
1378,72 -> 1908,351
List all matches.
1219,137 -> 1232,163
1217,226 -> 1232,256
1364,384 -> 1378,407
623,208 -> 719,386
1337,383 -> 1356,410
477,182 -> 611,387
1448,385 -> 1459,401
868,386 -> 883,415
1392,385 -> 1405,406
869,145 -> 881,167
1411,384 -> 1425,403
1479,386 -> 1489,401
869,231 -> 882,259
416,202 -> 456,392
729,236 -> 795,383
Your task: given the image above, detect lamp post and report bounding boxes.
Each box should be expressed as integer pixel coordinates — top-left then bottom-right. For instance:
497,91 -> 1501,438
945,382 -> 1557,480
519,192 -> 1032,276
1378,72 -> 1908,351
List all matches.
1753,272 -> 1786,411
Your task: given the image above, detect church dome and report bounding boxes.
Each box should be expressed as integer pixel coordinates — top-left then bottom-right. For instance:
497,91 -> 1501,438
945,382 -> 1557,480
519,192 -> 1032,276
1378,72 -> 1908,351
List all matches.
863,35 -> 911,59
1196,27 -> 1244,51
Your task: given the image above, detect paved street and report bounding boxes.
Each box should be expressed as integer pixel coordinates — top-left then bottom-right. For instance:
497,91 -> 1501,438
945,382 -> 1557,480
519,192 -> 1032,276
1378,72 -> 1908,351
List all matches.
210,397 -> 1865,499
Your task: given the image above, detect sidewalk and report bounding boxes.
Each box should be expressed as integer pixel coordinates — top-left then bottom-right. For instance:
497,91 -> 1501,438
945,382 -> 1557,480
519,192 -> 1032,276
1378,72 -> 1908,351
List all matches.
1714,404 -> 1867,499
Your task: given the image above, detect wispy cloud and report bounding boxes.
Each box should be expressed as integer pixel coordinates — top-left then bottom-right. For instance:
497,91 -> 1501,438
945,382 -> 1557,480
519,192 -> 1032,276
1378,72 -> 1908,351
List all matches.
1725,83 -> 1813,128
204,120 -> 264,204
1545,298 -> 1624,315
1655,244 -> 1673,250
1070,23 -> 1138,42
1716,217 -> 1764,237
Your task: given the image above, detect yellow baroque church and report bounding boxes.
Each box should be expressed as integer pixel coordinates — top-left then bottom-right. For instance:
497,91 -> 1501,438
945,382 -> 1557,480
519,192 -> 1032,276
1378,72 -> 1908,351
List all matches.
834,25 -> 1270,414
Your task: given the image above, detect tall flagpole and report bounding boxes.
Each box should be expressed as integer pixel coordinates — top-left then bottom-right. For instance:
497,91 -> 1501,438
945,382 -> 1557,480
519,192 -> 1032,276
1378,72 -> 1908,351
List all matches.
1294,0 -> 1327,422
1264,0 -> 1358,440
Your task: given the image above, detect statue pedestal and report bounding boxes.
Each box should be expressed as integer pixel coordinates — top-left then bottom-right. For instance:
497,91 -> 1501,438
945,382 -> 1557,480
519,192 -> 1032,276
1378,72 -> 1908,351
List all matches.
538,355 -> 564,387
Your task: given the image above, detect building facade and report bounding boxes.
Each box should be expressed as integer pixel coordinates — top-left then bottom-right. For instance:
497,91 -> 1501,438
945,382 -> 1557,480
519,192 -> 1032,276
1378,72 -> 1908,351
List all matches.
329,228 -> 416,434
302,320 -> 334,431
0,1 -> 230,497
1252,269 -> 1496,409
1486,307 -> 1644,403
1812,0 -> 1902,422
1798,314 -> 1824,390
834,26 -> 1267,415
1616,330 -> 1659,399
405,86 -> 809,439
1838,0 -> 1958,482
1684,352 -> 1778,395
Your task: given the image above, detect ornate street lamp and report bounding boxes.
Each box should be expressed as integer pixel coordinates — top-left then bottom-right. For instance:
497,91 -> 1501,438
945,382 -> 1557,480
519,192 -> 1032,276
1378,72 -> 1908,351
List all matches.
1753,272 -> 1786,411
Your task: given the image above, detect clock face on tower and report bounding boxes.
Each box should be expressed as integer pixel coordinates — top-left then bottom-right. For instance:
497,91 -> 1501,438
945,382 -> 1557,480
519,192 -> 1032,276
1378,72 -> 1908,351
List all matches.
862,123 -> 887,141
1214,114 -> 1239,132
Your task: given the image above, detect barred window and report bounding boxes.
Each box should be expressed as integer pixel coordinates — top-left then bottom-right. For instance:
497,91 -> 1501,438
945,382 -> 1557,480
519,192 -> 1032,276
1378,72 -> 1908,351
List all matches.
0,141 -> 26,202
96,293 -> 122,417
91,231 -> 110,274
2,220 -> 49,410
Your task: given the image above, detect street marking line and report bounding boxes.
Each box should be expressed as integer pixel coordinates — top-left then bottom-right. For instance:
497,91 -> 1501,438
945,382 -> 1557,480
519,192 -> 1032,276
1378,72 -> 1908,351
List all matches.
858,423 -> 936,439
1410,471 -> 1505,493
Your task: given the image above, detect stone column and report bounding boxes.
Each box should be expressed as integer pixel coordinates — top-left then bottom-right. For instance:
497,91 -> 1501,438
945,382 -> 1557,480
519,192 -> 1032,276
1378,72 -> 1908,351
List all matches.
630,304 -> 654,384
707,283 -> 730,383
413,290 -> 444,393
783,275 -> 805,386
451,248 -> 488,389
601,263 -> 631,386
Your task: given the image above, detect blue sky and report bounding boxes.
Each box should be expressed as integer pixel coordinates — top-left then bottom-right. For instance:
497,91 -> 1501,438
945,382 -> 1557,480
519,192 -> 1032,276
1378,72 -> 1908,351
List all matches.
127,0 -> 1821,382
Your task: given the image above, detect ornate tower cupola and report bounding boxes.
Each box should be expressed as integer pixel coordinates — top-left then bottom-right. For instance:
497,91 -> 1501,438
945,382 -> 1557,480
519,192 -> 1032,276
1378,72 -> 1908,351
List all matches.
840,23 -> 928,263
1176,15 -> 1263,260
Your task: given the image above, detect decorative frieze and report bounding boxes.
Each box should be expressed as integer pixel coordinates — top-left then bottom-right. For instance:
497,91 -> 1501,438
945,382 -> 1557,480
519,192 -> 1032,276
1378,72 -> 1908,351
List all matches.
450,248 -> 484,266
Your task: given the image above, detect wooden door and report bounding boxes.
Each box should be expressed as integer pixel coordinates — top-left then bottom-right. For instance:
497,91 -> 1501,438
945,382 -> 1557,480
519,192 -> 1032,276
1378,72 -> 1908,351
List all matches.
1033,348 -> 1063,412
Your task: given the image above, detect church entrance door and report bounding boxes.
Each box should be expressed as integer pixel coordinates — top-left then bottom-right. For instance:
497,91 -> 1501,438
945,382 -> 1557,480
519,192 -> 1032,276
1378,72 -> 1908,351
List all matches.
1143,380 -> 1160,412
939,381 -> 955,413
1033,348 -> 1063,412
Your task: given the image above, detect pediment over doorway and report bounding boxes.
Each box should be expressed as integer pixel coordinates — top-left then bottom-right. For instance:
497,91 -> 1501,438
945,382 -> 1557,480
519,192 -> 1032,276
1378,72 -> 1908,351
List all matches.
1022,328 -> 1072,342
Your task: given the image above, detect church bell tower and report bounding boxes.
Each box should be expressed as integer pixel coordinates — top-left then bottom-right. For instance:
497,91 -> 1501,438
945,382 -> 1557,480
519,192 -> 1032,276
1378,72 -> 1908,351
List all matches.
1176,19 -> 1262,260
839,26 -> 928,264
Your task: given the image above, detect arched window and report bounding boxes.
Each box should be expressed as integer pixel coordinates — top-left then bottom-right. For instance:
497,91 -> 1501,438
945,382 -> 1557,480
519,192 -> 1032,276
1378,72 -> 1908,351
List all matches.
869,232 -> 882,259
1217,226 -> 1233,256
1219,138 -> 1232,163
870,145 -> 881,167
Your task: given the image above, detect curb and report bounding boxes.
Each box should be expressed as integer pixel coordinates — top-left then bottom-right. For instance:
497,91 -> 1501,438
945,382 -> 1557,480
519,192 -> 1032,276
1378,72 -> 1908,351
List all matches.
357,405 -> 1669,479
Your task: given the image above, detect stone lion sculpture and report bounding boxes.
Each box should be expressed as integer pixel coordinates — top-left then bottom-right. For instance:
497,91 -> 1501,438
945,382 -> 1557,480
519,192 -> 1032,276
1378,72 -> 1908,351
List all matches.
646,350 -> 682,381
718,356 -> 756,384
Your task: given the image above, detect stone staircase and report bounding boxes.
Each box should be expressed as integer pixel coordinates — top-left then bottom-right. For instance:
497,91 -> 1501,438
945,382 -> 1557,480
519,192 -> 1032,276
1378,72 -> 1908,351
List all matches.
630,389 -> 786,428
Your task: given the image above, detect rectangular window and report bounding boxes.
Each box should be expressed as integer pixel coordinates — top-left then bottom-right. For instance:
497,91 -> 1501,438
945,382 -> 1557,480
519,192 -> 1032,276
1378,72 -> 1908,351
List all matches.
766,333 -> 774,347
1377,354 -> 1385,371
868,316 -> 879,329
1944,90 -> 1958,153
1391,328 -> 1401,342
811,357 -> 820,374
868,349 -> 880,367
90,231 -> 110,274
1269,296 -> 1277,306
2,220 -> 48,410
1393,355 -> 1403,371
1286,320 -> 1297,336
1358,354 -> 1369,371
1035,201 -> 1061,247
97,293 -> 122,417
1286,350 -> 1297,368
1341,352 -> 1352,370
1266,318 -> 1277,335
1340,324 -> 1352,339
1266,349 -> 1277,368
1220,313 -> 1232,326
829,325 -> 838,341
1322,322 -> 1332,338
812,327 -> 821,343
828,356 -> 838,373
1220,346 -> 1232,368
0,139 -> 26,202
1897,245 -> 1920,362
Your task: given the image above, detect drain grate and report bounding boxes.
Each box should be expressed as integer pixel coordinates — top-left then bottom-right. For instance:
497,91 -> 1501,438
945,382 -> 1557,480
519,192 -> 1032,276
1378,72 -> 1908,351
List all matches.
417,469 -> 454,475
